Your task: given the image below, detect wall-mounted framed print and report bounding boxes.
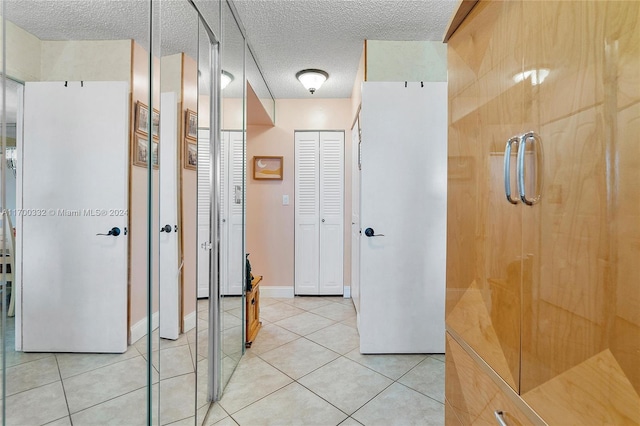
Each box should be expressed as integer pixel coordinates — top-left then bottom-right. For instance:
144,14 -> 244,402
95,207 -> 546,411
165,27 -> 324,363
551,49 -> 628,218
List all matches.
185,109 -> 197,139
133,133 -> 149,168
152,109 -> 160,138
136,101 -> 160,139
253,156 -> 283,180
135,101 -> 149,135
152,139 -> 159,169
184,137 -> 197,170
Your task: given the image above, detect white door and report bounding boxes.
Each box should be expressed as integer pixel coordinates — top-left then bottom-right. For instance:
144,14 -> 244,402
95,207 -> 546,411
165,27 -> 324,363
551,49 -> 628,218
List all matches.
319,131 -> 344,295
359,82 -> 447,353
20,81 -> 129,353
295,132 -> 320,294
295,131 -> 344,295
159,92 -> 180,339
351,121 -> 361,315
197,129 -> 211,298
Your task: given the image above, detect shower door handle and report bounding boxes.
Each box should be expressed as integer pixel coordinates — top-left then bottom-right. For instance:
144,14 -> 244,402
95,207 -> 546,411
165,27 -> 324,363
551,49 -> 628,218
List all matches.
503,136 -> 520,205
517,131 -> 544,206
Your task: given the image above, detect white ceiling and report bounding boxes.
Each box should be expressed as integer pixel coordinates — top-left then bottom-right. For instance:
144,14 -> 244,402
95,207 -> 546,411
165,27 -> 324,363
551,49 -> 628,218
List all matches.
231,0 -> 457,98
3,0 -> 456,100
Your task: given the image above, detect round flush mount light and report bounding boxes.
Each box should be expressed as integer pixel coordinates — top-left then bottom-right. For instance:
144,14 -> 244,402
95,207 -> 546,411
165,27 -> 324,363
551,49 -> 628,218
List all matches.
221,70 -> 234,90
296,69 -> 329,94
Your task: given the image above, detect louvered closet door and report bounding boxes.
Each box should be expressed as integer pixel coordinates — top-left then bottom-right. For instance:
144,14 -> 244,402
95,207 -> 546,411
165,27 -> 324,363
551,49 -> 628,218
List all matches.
227,130 -> 245,295
295,132 -> 320,294
319,131 -> 344,295
197,129 -> 211,298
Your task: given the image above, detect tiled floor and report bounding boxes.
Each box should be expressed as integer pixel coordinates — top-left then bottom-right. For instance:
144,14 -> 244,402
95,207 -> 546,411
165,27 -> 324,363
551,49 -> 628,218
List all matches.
206,296 -> 445,426
1,296 -> 445,425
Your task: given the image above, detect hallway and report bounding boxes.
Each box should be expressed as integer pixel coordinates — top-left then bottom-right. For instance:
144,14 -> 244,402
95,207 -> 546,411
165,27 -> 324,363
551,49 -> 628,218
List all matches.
205,296 -> 445,425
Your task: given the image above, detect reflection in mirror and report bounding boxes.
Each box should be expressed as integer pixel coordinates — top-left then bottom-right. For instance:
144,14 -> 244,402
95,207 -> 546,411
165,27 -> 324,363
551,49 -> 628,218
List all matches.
220,0 -> 246,395
246,47 -> 275,125
1,1 -> 155,424
156,1 -> 200,424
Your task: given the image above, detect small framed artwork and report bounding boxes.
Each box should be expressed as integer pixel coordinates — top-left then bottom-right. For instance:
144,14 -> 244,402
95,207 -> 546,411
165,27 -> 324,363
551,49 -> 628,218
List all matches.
152,109 -> 160,138
133,133 -> 149,168
184,138 -> 197,170
152,139 -> 159,169
135,101 -> 149,135
253,156 -> 283,180
185,109 -> 197,139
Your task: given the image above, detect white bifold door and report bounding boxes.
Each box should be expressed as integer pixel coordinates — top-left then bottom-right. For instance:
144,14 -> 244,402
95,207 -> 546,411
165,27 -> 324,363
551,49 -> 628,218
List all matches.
295,131 -> 344,295
198,130 -> 244,298
19,81 -> 129,353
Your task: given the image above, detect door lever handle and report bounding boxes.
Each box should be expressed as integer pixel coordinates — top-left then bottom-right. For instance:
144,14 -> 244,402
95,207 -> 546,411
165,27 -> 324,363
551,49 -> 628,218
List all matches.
160,224 -> 172,233
97,227 -> 121,236
364,227 -> 384,237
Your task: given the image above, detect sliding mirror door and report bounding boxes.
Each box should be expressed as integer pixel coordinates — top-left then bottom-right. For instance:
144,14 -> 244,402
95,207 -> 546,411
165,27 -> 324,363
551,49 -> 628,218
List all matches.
1,1 -> 155,424
155,1 -> 201,424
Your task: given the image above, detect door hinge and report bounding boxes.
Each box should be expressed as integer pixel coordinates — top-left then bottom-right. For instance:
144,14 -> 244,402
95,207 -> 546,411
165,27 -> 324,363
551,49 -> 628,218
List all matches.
201,241 -> 212,250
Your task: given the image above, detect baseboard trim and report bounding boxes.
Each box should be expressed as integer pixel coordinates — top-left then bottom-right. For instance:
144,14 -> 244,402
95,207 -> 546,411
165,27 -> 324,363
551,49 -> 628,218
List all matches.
130,311 -> 160,345
260,286 -> 294,298
343,286 -> 351,298
183,310 -> 197,333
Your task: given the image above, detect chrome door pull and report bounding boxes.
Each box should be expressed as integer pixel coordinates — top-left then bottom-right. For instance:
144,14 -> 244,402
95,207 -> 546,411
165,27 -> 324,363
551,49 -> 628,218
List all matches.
517,131 -> 544,206
504,136 -> 520,205
494,410 -> 508,426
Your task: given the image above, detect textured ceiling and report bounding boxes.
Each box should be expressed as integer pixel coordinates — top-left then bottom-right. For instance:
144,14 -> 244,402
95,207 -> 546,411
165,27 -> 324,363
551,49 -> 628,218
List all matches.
3,0 -> 456,100
231,0 -> 457,98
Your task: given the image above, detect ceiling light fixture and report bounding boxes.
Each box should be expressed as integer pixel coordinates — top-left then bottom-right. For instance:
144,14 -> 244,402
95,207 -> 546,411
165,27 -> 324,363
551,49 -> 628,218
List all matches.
296,69 -> 329,94
221,70 -> 234,90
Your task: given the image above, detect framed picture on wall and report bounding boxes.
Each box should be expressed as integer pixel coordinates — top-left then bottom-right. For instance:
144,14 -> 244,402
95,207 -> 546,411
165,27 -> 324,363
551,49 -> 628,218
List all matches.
185,109 -> 197,139
184,137 -> 197,170
133,133 -> 149,168
152,109 -> 160,139
152,139 -> 159,169
135,101 -> 149,135
253,156 -> 283,180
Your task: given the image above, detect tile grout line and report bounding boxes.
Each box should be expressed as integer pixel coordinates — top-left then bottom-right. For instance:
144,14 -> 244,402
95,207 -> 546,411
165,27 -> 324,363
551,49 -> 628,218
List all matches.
54,354 -> 73,425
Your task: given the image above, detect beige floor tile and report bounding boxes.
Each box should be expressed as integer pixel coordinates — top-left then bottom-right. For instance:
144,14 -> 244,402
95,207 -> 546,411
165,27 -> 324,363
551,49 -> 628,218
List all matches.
310,303 -> 356,322
259,302 -> 305,323
430,353 -> 445,363
198,299 -> 209,312
340,315 -> 358,329
259,338 -> 339,379
232,382 -> 347,426
345,349 -> 427,380
306,323 -> 360,355
298,357 -> 392,415
338,418 -> 364,426
4,349 -> 53,369
227,307 -> 243,319
159,333 -> 190,350
63,355 -> 150,414
218,356 -> 292,414
398,357 -> 445,403
258,297 -> 280,307
352,382 -> 444,426
159,374 -> 197,425
5,382 -> 69,426
6,356 -> 60,396
201,402 -> 230,425
213,417 -> 239,426
154,345 -> 195,380
222,326 -> 244,355
223,311 -> 243,330
70,385 -> 151,425
165,417 -> 195,426
44,416 -> 72,426
274,312 -> 335,336
223,297 -> 243,311
57,346 -> 140,379
247,323 -> 299,355
283,297 -> 333,310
